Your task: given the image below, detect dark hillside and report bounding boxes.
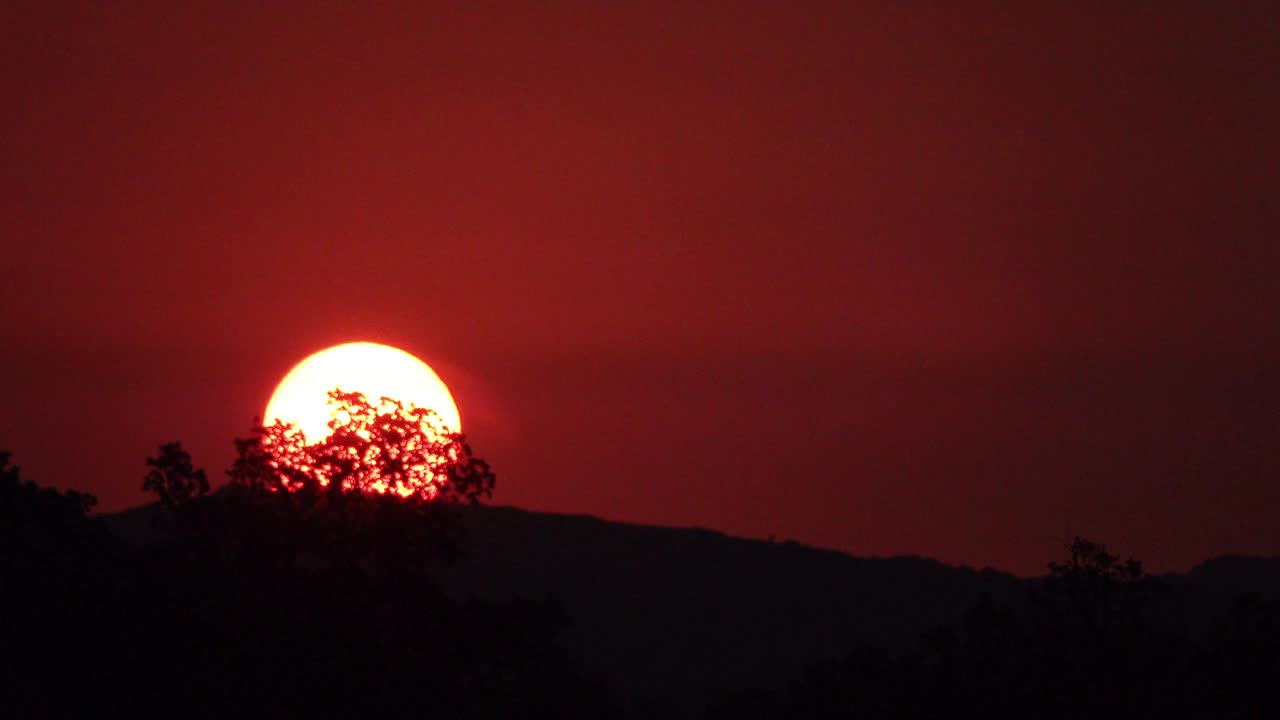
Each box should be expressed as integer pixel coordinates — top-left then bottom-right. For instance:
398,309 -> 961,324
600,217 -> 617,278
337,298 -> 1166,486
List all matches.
439,505 -> 1024,711
102,501 -> 1023,712
97,502 -> 1280,716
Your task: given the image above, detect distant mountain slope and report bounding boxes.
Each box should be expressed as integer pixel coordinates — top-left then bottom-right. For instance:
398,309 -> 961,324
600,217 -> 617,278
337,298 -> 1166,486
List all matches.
100,502 -> 1280,716
426,505 -> 1024,712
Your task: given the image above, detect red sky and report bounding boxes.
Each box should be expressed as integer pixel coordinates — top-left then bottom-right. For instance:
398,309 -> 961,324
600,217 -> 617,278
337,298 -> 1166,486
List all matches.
2,2 -> 1277,574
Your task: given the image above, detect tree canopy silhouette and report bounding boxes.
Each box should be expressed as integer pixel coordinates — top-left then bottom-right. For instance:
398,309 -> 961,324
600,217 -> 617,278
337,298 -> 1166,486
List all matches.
2,452 -> 100,567
142,442 -> 208,510
5,437 -> 1280,719
200,389 -> 500,571
229,389 -> 494,505
2,451 -> 97,523
1042,536 -> 1155,643
4,425 -> 613,717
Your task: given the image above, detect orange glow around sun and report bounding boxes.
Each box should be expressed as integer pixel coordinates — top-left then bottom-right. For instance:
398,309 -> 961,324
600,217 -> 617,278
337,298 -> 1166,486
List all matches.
264,342 -> 461,443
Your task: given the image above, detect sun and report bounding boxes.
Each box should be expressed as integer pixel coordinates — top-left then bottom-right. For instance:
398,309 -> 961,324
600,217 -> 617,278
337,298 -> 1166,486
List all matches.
264,342 -> 461,443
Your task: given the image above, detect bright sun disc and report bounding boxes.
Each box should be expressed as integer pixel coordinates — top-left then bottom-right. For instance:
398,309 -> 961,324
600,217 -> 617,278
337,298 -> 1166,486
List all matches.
264,342 -> 460,443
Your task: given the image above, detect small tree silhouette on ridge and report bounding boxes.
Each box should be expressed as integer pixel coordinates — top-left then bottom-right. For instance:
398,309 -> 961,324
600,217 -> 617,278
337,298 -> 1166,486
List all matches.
142,442 -> 209,510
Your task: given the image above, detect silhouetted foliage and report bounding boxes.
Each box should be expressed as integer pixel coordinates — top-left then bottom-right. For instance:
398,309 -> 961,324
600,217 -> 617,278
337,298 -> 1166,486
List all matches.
1048,536 -> 1144,583
220,390 -> 497,569
6,435 -> 1280,719
2,451 -> 99,565
707,537 -> 1280,719
240,389 -> 494,504
2,429 -> 614,717
142,441 -> 208,510
2,451 -> 96,519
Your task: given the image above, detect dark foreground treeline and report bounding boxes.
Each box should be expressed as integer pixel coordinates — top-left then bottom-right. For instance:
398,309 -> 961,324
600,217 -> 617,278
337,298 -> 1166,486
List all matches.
1,451 -> 615,717
708,555 -> 1280,720
4,450 -> 1279,718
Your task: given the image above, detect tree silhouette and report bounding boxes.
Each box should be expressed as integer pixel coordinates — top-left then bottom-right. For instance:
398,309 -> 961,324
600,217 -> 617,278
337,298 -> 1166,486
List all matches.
2,451 -> 97,519
1047,536 -> 1144,586
3,446 -> 613,717
7,441 -> 1280,720
219,390 -> 496,570
233,389 -> 494,505
1044,536 -> 1150,639
142,442 -> 209,510
2,452 -> 99,564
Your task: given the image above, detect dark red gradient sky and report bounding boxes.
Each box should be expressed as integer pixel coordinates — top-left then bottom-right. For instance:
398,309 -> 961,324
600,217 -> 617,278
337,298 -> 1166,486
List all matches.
2,2 -> 1277,574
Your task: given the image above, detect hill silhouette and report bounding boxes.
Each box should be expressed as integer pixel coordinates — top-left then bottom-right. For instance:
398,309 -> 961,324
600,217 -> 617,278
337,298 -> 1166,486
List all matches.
99,500 -> 1280,716
7,439 -> 1279,718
